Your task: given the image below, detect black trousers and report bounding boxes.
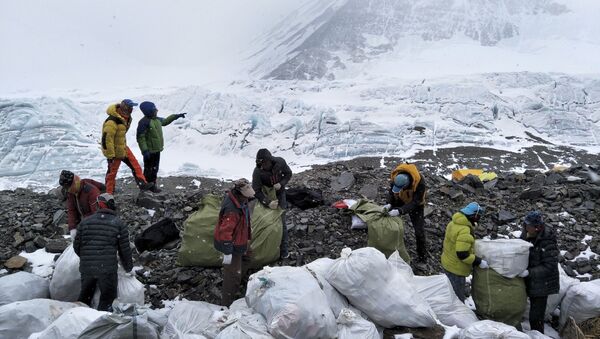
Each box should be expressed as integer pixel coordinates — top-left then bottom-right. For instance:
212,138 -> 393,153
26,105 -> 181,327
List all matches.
408,205 -> 427,258
78,272 -> 118,311
143,152 -> 161,184
529,295 -> 548,334
278,191 -> 288,255
221,254 -> 243,307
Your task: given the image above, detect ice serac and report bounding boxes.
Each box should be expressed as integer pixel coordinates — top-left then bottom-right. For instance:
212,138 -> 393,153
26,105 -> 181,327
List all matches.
0,99 -> 105,189
251,0 -> 568,80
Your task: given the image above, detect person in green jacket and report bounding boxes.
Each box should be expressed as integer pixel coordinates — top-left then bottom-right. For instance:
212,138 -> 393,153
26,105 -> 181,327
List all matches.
441,202 -> 487,301
137,101 -> 186,193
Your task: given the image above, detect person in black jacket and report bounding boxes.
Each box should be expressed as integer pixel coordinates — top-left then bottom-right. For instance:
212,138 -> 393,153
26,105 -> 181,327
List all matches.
519,211 -> 559,334
252,148 -> 293,259
73,193 -> 133,311
385,163 -> 428,260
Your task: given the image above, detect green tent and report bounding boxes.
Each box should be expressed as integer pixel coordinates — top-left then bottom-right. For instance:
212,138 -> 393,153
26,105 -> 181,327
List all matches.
472,267 -> 527,329
177,188 -> 283,268
350,200 -> 410,263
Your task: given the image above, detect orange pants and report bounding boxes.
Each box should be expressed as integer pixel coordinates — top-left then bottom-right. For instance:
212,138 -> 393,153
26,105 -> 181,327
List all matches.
105,147 -> 147,194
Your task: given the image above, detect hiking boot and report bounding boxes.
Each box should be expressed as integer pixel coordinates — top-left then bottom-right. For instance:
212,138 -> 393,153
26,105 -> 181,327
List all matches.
139,182 -> 154,191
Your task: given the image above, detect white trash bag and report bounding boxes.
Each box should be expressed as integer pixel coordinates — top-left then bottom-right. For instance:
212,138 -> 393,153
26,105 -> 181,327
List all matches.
459,320 -> 529,339
161,300 -> 228,338
351,215 -> 367,229
412,275 -> 478,328
474,239 -> 532,278
246,266 -> 337,339
327,247 -> 436,328
28,306 -> 107,339
545,264 -> 579,319
0,298 -> 78,338
336,308 -> 380,339
91,267 -> 145,308
559,279 -> 600,326
0,271 -> 49,306
78,310 -> 160,339
304,258 -> 349,317
49,244 -> 81,301
215,313 -> 273,339
387,251 -> 414,280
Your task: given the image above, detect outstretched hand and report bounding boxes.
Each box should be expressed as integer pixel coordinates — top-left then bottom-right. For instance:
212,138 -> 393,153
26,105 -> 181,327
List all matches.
177,113 -> 187,119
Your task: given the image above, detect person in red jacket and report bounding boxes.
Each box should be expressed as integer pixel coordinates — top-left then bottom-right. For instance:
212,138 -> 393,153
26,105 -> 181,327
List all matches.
59,170 -> 105,238
213,178 -> 255,306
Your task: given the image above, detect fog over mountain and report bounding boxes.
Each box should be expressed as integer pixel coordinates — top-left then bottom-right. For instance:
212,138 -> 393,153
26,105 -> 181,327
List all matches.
0,0 -> 598,190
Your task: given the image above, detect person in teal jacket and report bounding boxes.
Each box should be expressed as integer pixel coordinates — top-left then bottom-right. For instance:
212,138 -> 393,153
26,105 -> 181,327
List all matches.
137,101 -> 186,193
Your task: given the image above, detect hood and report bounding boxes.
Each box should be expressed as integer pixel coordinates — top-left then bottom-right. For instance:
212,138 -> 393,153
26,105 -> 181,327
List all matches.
106,104 -> 128,123
451,212 -> 473,229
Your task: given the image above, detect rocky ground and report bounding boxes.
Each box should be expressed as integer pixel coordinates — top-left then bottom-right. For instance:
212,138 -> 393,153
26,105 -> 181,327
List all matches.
0,145 -> 599,336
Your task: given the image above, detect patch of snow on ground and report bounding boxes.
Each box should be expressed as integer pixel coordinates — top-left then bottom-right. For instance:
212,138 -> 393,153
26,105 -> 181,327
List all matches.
575,246 -> 598,260
510,230 -> 522,238
19,248 -> 56,278
175,186 -> 185,189
146,209 -> 155,217
191,179 -> 201,187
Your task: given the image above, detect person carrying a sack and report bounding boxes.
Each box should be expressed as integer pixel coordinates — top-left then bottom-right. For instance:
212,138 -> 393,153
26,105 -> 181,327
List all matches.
441,202 -> 488,301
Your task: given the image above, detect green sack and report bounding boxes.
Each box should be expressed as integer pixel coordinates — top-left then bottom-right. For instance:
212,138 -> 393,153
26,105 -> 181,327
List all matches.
249,199 -> 283,269
472,267 -> 527,328
177,194 -> 223,267
350,200 -> 410,263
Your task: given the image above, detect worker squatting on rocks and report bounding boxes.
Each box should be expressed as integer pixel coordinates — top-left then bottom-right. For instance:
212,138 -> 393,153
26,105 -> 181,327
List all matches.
59,170 -> 105,238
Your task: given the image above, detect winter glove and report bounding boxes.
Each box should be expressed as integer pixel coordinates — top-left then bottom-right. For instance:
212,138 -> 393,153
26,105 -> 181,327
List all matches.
142,150 -> 150,160
222,254 -> 232,265
176,113 -> 187,119
268,200 -> 279,209
388,209 -> 400,217
518,269 -> 529,278
479,259 -> 489,269
69,229 -> 77,238
273,183 -> 281,190
382,204 -> 392,211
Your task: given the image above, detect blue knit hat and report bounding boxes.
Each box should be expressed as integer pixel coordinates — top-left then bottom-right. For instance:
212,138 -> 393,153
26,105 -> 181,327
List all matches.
524,211 -> 544,226
140,101 -> 157,117
461,202 -> 484,217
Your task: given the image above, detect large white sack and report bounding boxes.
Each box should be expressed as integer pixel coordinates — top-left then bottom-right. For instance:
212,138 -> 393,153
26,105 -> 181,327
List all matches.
0,298 -> 78,339
246,266 -> 338,339
78,312 -> 160,339
459,320 -> 529,339
49,244 -> 81,301
474,239 -> 532,278
326,247 -> 436,328
545,264 -> 579,319
91,267 -> 145,308
387,251 -> 414,279
161,300 -> 228,338
215,313 -> 274,339
412,275 -> 478,328
559,279 -> 600,326
524,330 -> 553,339
28,307 -> 107,339
0,271 -> 49,305
304,258 -> 349,317
336,308 -> 380,339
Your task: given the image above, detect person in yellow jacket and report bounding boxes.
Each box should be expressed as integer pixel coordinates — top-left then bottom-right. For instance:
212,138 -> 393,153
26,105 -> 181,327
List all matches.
385,163 -> 427,260
441,202 -> 488,302
101,99 -> 151,194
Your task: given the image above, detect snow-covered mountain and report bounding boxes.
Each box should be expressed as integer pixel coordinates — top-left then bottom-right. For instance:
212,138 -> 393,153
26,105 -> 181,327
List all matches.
249,0 -> 599,80
1,72 -> 599,190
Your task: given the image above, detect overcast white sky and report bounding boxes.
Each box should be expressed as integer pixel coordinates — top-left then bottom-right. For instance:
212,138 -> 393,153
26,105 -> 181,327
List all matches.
0,0 -> 302,93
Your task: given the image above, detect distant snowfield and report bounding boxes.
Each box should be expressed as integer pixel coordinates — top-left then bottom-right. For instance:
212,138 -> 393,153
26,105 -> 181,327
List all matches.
1,72 -> 599,191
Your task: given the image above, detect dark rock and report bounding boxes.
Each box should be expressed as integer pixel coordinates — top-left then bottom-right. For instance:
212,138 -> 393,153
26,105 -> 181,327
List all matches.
358,185 -> 378,200
136,193 -> 163,209
520,188 -> 543,200
495,210 -> 517,225
545,172 -> 566,185
577,265 -> 593,275
483,179 -> 498,190
33,236 -> 47,248
45,239 -> 69,253
563,265 -> 577,277
24,241 -> 37,253
13,232 -> 25,247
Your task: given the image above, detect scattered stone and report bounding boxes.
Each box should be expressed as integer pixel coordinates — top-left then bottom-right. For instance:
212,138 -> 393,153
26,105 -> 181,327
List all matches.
33,236 -> 47,248
136,194 -> 163,209
52,210 -> 67,226
24,241 -> 37,253
358,185 -> 378,200
4,255 -> 27,269
331,171 -> 356,191
520,188 -> 543,200
183,206 -> 193,212
495,210 -> 517,225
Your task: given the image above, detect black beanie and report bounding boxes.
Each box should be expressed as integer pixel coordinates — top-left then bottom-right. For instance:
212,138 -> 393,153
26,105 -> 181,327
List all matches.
256,148 -> 272,161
